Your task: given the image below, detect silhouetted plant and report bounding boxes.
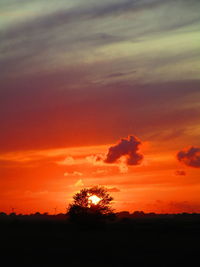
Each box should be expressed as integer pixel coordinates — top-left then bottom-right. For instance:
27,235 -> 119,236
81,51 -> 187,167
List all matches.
67,186 -> 114,224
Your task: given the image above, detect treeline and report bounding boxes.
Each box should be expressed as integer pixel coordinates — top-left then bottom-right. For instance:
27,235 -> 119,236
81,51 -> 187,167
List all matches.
1,210 -> 200,222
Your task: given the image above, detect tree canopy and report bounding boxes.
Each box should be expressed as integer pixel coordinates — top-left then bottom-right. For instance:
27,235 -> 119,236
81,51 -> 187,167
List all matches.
68,186 -> 114,222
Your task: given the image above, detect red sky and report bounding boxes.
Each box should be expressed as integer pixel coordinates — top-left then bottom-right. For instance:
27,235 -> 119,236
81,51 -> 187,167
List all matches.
0,0 -> 200,214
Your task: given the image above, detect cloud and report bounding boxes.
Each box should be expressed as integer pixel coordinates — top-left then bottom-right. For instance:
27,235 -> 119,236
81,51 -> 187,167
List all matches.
74,179 -> 84,187
1,79 -> 200,152
175,170 -> 186,176
118,162 -> 129,173
87,151 -> 130,173
64,171 -> 83,177
104,135 -> 143,166
177,147 -> 200,168
1,0 -> 199,80
73,171 -> 83,176
1,0 -> 200,153
85,154 -> 105,165
106,187 -> 120,193
56,157 -> 75,166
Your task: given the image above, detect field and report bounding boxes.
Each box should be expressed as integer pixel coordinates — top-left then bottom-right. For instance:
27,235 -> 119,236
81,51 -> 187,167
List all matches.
1,213 -> 200,266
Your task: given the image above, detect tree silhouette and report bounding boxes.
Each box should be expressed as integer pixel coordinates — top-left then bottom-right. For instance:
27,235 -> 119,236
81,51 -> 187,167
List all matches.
67,186 -> 114,223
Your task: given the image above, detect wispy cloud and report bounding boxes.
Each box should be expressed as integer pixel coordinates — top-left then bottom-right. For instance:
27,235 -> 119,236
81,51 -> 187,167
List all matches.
1,0 -> 199,80
74,179 -> 84,187
106,187 -> 120,193
57,157 -> 75,166
64,171 -> 83,177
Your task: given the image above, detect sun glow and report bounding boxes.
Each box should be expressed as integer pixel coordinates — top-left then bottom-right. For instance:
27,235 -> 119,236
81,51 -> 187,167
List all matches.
88,195 -> 101,205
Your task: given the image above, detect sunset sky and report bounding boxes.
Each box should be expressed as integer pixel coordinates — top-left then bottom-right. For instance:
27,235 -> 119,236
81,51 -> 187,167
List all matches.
0,0 -> 200,214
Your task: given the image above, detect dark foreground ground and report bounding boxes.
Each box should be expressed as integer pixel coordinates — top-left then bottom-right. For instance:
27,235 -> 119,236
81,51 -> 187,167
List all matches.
1,213 -> 200,267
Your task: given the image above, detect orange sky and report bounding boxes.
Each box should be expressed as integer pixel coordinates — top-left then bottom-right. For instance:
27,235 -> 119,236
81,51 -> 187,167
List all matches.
0,0 -> 200,214
1,139 -> 200,214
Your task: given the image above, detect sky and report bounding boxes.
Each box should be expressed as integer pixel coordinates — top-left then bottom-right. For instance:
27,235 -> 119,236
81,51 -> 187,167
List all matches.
0,0 -> 200,214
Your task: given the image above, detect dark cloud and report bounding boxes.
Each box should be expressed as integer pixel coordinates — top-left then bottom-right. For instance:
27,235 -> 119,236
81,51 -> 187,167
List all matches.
104,135 -> 143,166
177,147 -> 200,168
175,170 -> 186,176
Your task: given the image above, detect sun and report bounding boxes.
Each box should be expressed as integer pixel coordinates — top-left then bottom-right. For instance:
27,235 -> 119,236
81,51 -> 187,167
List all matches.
88,195 -> 101,205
